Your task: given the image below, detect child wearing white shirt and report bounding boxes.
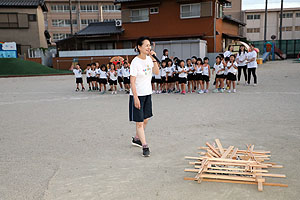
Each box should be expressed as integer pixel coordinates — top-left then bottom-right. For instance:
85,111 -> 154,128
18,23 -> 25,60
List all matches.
236,45 -> 248,85
178,60 -> 187,95
122,62 -> 130,94
84,64 -> 92,91
212,56 -> 225,93
99,64 -> 108,94
225,55 -> 238,93
108,63 -> 118,94
69,63 -> 85,92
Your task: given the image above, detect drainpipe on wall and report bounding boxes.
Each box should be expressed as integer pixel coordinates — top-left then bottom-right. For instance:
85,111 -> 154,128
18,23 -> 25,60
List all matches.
77,0 -> 81,30
214,1 -> 217,52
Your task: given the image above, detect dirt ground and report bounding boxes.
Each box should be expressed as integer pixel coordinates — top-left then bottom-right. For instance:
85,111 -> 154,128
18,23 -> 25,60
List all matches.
0,59 -> 299,200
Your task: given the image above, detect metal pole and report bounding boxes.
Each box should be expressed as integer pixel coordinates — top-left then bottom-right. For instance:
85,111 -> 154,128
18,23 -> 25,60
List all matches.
279,0 -> 283,49
264,0 -> 268,43
69,0 -> 73,35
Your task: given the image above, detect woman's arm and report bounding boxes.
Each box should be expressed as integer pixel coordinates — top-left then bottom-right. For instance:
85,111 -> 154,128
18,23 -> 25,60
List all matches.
130,76 -> 140,110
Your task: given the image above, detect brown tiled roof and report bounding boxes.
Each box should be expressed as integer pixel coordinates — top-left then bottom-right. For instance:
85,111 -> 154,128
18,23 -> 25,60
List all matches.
0,0 -> 48,11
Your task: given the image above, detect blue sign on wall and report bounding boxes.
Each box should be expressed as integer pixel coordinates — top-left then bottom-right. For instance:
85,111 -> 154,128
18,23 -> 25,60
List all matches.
0,42 -> 17,58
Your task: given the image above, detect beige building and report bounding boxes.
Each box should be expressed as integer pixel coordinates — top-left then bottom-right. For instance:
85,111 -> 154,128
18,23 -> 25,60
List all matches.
244,7 -> 300,41
223,0 -> 242,21
45,0 -> 121,41
0,0 -> 48,55
222,0 -> 244,37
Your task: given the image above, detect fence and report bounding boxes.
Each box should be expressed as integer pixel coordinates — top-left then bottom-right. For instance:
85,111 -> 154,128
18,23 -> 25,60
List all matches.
251,39 -> 300,59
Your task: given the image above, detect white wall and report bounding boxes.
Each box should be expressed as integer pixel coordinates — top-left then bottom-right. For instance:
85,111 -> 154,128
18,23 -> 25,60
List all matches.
153,39 -> 207,61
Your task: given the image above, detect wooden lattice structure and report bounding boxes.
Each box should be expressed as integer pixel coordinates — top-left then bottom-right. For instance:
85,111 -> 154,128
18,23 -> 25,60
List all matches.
184,139 -> 288,191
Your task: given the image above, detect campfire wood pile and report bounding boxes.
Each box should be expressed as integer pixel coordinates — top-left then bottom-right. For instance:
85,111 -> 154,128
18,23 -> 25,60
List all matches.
184,139 -> 288,191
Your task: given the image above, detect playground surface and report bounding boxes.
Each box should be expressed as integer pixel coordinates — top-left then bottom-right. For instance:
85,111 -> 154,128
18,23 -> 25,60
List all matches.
0,59 -> 299,200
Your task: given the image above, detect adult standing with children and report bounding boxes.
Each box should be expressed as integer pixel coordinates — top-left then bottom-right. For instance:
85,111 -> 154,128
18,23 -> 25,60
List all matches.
129,36 -> 159,157
247,44 -> 258,86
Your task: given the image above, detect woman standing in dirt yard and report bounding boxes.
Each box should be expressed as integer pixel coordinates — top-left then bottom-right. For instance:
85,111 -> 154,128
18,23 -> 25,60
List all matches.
129,36 -> 159,157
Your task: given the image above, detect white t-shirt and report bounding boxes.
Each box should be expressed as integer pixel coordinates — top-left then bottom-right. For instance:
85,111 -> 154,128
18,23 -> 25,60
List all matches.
161,67 -> 167,77
73,69 -> 82,78
95,68 -> 101,76
213,63 -> 224,75
130,56 -> 154,96
155,68 -> 161,79
224,50 -> 232,58
109,70 -> 117,81
202,65 -> 209,76
227,61 -> 238,75
247,51 -> 258,68
178,66 -> 187,78
196,65 -> 202,74
161,55 -> 168,61
236,52 -> 248,66
122,67 -> 130,78
90,70 -> 96,77
117,67 -> 123,77
86,69 -> 91,77
187,65 -> 194,74
99,70 -> 107,79
166,66 -> 174,77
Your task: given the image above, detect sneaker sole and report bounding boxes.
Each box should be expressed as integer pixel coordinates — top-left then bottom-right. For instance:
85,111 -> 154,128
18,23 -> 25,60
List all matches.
131,142 -> 142,148
142,154 -> 150,157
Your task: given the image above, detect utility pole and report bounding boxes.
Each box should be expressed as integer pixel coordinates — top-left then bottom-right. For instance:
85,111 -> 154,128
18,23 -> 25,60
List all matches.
279,0 -> 283,49
69,0 -> 73,35
264,0 -> 268,43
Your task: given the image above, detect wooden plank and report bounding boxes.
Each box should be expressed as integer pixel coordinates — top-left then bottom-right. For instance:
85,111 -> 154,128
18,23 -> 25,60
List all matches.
221,146 -> 234,158
200,174 -> 260,182
215,139 -> 224,154
199,147 -> 271,155
206,142 -> 222,157
190,161 -> 271,168
255,173 -> 286,178
183,178 -> 288,187
230,147 -> 239,159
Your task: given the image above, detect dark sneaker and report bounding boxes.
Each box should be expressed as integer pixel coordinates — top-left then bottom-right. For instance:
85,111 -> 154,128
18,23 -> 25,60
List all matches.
142,147 -> 150,157
75,88 -> 79,92
131,137 -> 142,147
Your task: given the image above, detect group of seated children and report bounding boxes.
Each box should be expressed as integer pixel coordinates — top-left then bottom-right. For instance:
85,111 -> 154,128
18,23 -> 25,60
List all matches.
70,61 -> 130,94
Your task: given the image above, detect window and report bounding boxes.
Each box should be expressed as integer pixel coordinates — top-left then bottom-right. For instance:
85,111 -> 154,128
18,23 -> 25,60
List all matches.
280,13 -> 293,18
94,42 -> 113,50
280,26 -> 292,32
53,33 -> 72,41
216,3 -> 223,18
180,3 -> 201,19
0,13 -> 29,28
130,8 -> 149,22
254,14 -> 260,19
224,2 -> 232,8
51,5 -> 76,12
28,14 -> 36,22
102,4 -> 121,12
247,28 -> 260,33
150,7 -> 159,14
295,26 -> 300,31
247,14 -> 260,20
52,19 -> 77,27
247,15 -> 253,20
296,13 -> 300,18
80,5 -> 98,12
103,19 -> 118,22
81,19 -> 99,25
123,41 -> 132,49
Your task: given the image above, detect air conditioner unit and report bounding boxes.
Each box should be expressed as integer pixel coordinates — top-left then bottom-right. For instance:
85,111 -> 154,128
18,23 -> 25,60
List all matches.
115,20 -> 122,27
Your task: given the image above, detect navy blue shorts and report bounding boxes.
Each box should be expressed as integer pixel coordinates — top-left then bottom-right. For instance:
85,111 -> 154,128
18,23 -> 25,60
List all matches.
129,95 -> 153,122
